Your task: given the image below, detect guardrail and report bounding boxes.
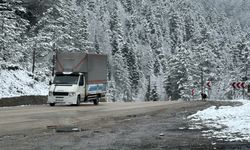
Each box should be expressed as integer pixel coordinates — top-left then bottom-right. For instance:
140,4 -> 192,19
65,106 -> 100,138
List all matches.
0,96 -> 47,107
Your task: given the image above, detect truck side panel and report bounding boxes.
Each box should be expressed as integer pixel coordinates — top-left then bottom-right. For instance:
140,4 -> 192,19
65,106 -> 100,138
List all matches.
87,54 -> 107,84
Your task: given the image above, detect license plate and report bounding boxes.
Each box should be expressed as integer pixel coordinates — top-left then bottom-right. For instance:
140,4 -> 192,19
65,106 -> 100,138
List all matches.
56,97 -> 64,102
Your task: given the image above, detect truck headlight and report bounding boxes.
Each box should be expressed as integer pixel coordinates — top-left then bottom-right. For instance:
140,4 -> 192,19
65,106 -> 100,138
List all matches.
68,92 -> 76,96
49,91 -> 53,96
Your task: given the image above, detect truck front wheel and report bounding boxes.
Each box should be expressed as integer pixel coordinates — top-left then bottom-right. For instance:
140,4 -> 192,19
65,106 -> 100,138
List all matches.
49,103 -> 55,107
93,96 -> 100,105
77,95 -> 81,106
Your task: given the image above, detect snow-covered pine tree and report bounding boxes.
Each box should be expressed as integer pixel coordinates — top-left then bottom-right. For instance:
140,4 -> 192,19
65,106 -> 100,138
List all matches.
71,11 -> 92,52
168,4 -> 183,54
109,2 -> 131,101
111,49 -> 131,101
165,46 -> 189,100
122,38 -> 140,95
0,1 -> 28,66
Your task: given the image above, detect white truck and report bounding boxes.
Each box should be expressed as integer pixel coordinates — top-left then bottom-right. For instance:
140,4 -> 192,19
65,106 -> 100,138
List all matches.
47,52 -> 107,106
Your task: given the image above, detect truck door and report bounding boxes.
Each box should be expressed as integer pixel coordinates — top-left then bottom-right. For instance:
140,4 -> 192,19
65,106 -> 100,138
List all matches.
79,75 -> 85,100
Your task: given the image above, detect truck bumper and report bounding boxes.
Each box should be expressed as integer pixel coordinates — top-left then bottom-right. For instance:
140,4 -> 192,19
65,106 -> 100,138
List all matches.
47,95 -> 77,105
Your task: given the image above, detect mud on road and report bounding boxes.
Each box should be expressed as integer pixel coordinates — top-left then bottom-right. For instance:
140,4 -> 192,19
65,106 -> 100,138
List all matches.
0,101 -> 249,150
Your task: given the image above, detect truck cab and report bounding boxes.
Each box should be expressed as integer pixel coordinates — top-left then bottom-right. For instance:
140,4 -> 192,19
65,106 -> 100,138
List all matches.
48,72 -> 86,106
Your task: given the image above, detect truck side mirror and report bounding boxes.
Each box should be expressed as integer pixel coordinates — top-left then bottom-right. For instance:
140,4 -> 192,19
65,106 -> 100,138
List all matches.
49,81 -> 52,85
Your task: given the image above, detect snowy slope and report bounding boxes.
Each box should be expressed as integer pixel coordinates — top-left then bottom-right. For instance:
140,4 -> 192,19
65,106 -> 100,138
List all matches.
188,100 -> 250,142
0,69 -> 48,99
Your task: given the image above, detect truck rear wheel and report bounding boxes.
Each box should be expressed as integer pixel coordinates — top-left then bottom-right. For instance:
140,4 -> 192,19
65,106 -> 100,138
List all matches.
93,96 -> 100,105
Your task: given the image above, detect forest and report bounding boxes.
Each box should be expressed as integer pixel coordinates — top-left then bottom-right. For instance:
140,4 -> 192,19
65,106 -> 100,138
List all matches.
0,0 -> 250,101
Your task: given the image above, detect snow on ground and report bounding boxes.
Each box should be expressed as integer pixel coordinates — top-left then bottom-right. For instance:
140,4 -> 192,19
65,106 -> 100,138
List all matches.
0,70 -> 48,99
188,100 -> 250,142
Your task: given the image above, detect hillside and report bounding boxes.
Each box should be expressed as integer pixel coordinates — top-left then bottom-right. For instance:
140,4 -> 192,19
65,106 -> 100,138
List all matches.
0,0 -> 250,100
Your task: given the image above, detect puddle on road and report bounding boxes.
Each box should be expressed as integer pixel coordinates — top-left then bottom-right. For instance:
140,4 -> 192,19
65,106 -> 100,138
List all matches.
47,125 -> 82,133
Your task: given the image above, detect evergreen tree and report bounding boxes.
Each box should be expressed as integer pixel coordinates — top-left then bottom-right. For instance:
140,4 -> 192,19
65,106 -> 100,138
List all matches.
168,5 -> 183,54
122,38 -> 140,94
111,50 -> 131,101
109,2 -> 123,56
165,46 -> 189,100
109,2 -> 131,101
0,1 -> 28,65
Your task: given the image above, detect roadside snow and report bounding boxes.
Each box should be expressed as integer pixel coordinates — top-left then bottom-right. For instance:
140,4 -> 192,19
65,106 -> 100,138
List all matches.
188,100 -> 250,142
0,70 -> 48,99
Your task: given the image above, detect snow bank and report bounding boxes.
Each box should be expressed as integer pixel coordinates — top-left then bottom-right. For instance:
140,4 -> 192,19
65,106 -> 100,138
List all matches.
0,70 -> 48,99
188,100 -> 250,142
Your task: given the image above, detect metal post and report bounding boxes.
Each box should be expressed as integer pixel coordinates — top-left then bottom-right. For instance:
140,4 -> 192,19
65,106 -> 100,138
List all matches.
234,88 -> 235,100
201,68 -> 204,97
1,12 -> 4,55
208,87 -> 210,99
32,48 -> 35,73
52,44 -> 56,76
148,75 -> 151,101
243,87 -> 245,100
243,62 -> 248,99
32,43 -> 36,76
192,88 -> 195,100
146,75 -> 151,101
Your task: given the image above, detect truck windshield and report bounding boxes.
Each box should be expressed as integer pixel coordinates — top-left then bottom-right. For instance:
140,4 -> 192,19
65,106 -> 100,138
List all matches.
53,75 -> 79,85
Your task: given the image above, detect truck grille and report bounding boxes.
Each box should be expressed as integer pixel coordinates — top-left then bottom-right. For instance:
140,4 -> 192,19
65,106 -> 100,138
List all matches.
53,92 -> 68,96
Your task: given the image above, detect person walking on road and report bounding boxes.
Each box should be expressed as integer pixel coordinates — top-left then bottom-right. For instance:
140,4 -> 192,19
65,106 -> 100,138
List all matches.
201,93 -> 207,101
